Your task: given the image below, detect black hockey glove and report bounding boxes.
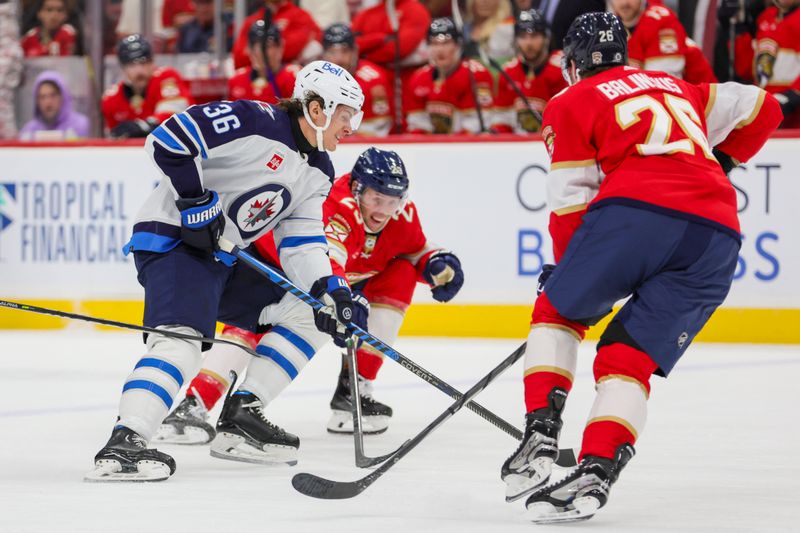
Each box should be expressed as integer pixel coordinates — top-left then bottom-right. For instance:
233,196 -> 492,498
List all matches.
110,118 -> 157,139
310,275 -> 354,347
537,264 -> 556,297
423,252 -> 464,303
712,148 -> 738,175
350,290 -> 370,347
176,190 -> 225,252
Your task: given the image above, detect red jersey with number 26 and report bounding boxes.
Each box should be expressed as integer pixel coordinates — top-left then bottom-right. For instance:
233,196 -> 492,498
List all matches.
542,66 -> 781,261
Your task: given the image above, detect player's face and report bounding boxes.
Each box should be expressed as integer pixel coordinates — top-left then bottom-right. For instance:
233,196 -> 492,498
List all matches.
122,61 -> 155,93
609,0 -> 643,25
321,104 -> 361,151
323,45 -> 357,74
36,82 -> 62,124
429,38 -> 460,72
517,32 -> 547,63
38,0 -> 67,32
358,187 -> 403,231
267,42 -> 283,73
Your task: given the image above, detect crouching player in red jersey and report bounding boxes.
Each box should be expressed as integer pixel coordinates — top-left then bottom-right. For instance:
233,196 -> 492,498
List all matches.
499,12 -> 781,523
154,148 -> 464,444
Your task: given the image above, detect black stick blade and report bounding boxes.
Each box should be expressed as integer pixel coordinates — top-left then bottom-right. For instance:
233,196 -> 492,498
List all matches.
555,448 -> 578,468
292,473 -> 364,500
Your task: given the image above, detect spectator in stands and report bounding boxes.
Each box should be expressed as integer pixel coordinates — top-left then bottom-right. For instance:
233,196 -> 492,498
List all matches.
464,0 -> 515,64
351,0 -> 431,69
162,0 -> 197,52
322,23 -> 393,136
0,0 -> 23,139
608,0 -> 716,83
102,34 -> 193,138
20,0 -> 77,57
19,70 -> 89,141
103,0 -> 124,55
727,0 -> 800,127
406,17 -> 495,134
529,0 -> 605,50
299,0 -> 349,29
228,20 -> 298,102
177,0 -> 233,53
232,0 -> 322,69
492,9 -> 565,133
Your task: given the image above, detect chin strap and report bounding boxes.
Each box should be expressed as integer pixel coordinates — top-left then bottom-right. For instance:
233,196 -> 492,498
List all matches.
302,104 -> 333,152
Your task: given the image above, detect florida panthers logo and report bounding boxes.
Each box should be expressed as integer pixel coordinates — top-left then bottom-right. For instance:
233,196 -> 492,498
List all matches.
228,183 -> 292,239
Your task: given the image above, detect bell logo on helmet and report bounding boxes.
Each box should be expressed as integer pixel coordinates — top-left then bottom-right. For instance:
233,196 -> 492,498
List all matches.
321,62 -> 344,77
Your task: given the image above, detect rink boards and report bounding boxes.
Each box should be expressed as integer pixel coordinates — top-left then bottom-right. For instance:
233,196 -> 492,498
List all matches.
0,134 -> 798,342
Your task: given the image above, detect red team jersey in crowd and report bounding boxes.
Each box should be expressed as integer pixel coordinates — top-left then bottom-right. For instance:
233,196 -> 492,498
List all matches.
735,7 -> 800,126
493,52 -> 567,133
627,4 -> 716,83
254,175 -> 438,289
161,0 -> 195,28
351,0 -> 431,66
541,66 -> 781,261
101,67 -> 194,130
227,64 -> 299,102
353,60 -> 393,136
232,4 -> 321,69
405,59 -> 495,134
20,24 -> 77,57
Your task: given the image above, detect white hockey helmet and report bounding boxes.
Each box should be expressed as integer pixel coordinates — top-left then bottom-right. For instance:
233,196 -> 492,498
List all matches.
292,60 -> 365,150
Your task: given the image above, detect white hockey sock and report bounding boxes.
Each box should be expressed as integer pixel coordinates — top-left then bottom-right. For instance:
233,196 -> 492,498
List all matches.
524,325 -> 580,382
117,326 -> 203,442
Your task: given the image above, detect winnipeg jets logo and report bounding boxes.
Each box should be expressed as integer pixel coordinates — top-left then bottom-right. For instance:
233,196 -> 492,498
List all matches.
228,183 -> 292,239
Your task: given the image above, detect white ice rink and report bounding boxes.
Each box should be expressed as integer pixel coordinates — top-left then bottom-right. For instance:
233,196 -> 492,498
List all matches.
0,329 -> 798,533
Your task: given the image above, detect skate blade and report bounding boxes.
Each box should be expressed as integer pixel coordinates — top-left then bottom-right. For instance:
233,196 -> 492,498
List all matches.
326,410 -> 389,435
83,459 -> 171,483
504,457 -> 554,502
526,497 -> 601,524
153,424 -> 214,445
209,432 -> 297,466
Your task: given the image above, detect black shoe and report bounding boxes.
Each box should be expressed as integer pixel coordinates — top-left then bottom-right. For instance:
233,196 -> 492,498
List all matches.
525,442 -> 635,523
154,395 -> 216,445
84,426 -> 176,482
327,354 -> 392,434
501,387 -> 567,501
209,391 -> 299,465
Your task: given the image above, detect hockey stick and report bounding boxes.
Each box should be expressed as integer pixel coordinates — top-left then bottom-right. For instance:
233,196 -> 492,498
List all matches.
217,237 -> 524,441
386,0 -> 404,132
346,337 -> 403,467
451,0 -> 487,133
292,342 -> 527,499
0,299 -> 263,358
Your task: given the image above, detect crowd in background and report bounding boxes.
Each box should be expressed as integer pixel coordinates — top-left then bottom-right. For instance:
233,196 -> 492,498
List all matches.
0,0 -> 798,141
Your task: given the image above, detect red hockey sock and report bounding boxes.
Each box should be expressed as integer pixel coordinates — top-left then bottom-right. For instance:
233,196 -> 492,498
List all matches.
524,371 -> 573,413
356,348 -> 383,380
186,372 -> 227,410
579,420 -> 637,461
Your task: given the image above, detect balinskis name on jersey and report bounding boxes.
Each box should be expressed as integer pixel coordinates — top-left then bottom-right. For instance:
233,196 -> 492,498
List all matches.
595,72 -> 682,100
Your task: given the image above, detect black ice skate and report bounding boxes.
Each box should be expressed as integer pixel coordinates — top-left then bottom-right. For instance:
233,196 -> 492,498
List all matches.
326,355 -> 393,435
84,426 -> 176,482
501,387 -> 567,502
525,442 -> 635,524
153,395 -> 216,445
209,391 -> 299,465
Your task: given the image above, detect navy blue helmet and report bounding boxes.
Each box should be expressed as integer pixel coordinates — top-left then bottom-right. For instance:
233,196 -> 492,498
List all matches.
561,12 -> 627,76
428,17 -> 461,42
350,148 -> 409,199
117,34 -> 152,65
515,9 -> 549,37
249,19 -> 281,46
323,23 -> 355,49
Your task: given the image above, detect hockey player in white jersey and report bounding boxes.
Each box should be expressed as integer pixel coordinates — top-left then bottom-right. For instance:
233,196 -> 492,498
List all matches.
85,61 -> 365,482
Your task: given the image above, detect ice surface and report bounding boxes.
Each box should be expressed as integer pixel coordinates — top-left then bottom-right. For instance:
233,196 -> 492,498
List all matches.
0,330 -> 797,533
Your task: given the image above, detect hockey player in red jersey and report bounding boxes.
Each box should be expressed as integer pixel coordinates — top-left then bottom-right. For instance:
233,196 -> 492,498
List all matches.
322,23 -> 394,137
351,0 -> 431,70
609,0 -> 717,83
231,0 -> 321,70
227,20 -> 299,103
732,0 -> 800,127
155,148 -> 464,443
101,35 -> 193,138
500,12 -> 781,523
406,18 -> 495,134
20,0 -> 76,57
493,9 -> 567,133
